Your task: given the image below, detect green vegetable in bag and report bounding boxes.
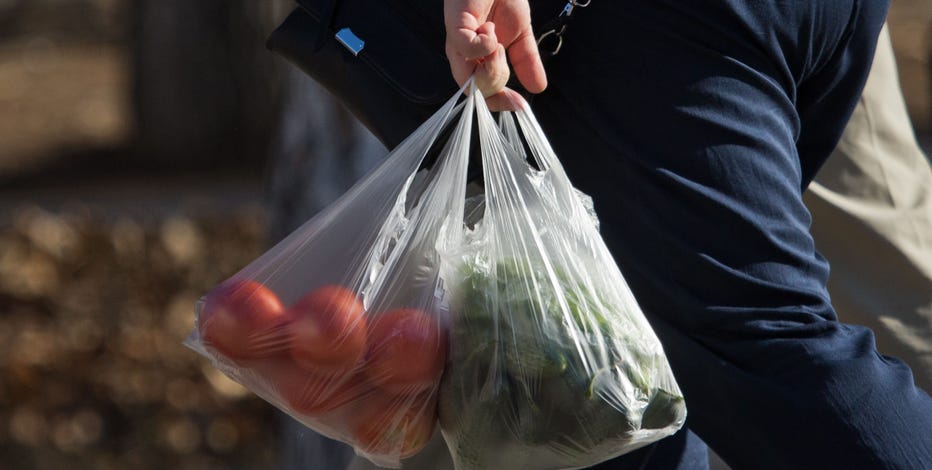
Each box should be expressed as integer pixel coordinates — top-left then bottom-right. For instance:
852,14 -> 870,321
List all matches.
439,257 -> 686,470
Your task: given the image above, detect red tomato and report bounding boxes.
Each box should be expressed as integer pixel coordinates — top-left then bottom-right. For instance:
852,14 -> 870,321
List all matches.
364,308 -> 447,395
259,359 -> 373,417
353,391 -> 436,459
287,285 -> 368,372
199,279 -> 286,360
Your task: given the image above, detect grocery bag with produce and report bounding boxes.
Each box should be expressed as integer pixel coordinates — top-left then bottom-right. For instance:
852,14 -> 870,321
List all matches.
186,86 -> 475,468
435,91 -> 686,469
187,80 -> 685,469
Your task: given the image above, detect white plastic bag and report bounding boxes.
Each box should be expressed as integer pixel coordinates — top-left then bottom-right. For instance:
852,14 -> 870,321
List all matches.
187,87 -> 474,468
436,88 -> 686,469
186,81 -> 684,469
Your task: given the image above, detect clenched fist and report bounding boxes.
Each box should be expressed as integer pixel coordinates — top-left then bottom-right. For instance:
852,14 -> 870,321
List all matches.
444,0 -> 547,110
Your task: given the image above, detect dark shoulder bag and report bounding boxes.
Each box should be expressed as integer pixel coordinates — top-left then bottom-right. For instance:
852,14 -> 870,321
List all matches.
266,0 -> 457,149
266,0 -> 580,149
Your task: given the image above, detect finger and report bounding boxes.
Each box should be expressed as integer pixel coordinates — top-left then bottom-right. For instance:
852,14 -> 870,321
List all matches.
444,1 -> 495,53
475,44 -> 510,98
485,87 -> 526,112
469,21 -> 497,59
447,42 -> 478,88
449,20 -> 498,60
507,30 -> 547,93
445,21 -> 498,87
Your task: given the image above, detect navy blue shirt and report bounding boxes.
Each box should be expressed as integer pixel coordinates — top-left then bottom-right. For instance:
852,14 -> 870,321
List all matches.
528,1 -> 932,468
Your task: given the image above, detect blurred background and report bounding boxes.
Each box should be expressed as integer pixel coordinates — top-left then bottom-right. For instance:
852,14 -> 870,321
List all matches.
0,1 -> 929,470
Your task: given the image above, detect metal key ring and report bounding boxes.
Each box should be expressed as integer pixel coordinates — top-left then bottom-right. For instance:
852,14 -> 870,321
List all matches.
538,1 -> 591,57
537,25 -> 566,56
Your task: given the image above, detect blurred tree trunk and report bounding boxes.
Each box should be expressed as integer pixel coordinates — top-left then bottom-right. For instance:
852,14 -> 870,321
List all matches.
130,0 -> 287,168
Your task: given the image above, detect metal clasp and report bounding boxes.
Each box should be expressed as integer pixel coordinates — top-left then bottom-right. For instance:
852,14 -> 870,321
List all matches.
560,0 -> 591,16
560,2 -> 574,16
539,0 -> 591,57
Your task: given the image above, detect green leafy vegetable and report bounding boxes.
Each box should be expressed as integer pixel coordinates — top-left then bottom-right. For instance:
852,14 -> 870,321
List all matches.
439,257 -> 686,468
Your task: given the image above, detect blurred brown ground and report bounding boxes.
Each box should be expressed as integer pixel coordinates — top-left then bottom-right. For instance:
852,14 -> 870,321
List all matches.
0,2 -> 929,470
0,2 -> 283,469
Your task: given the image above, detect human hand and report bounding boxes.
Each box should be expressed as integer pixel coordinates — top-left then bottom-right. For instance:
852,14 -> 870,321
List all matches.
444,0 -> 547,110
